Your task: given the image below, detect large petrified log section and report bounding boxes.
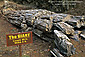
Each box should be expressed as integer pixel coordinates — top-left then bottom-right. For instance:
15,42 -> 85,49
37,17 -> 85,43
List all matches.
54,22 -> 74,35
54,30 -> 75,56
50,48 -> 64,57
1,8 -> 85,57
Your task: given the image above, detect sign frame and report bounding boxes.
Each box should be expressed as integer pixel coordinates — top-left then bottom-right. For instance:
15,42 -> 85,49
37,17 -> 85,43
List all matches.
6,31 -> 33,46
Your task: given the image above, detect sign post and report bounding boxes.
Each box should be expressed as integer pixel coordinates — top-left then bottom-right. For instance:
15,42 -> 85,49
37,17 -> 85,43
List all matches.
6,31 -> 33,57
19,45 -> 22,57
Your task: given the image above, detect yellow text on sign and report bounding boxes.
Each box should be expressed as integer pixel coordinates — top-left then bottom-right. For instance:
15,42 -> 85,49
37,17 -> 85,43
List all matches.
8,33 -> 30,40
13,38 -> 28,44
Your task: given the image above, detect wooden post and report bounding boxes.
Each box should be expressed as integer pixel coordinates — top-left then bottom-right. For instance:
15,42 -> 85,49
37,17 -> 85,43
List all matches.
19,45 -> 22,57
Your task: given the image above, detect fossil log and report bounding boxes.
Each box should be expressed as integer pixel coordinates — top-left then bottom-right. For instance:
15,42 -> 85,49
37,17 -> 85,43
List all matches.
54,22 -> 74,35
80,30 -> 85,39
33,29 -> 52,42
65,19 -> 81,28
54,30 -> 75,56
50,48 -> 64,57
2,8 -> 85,57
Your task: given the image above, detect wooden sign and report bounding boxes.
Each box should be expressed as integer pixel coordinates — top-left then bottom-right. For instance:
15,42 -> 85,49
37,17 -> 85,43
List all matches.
6,31 -> 33,46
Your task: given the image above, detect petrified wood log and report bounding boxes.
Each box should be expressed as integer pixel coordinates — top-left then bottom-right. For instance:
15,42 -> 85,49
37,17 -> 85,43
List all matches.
54,30 -> 75,56
33,29 -> 52,42
50,48 -> 64,57
65,19 -> 81,28
80,30 -> 85,39
54,22 -> 74,35
35,18 -> 53,32
54,30 -> 70,41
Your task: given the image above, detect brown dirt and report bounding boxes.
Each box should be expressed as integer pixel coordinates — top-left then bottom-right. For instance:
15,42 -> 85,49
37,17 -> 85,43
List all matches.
70,38 -> 85,57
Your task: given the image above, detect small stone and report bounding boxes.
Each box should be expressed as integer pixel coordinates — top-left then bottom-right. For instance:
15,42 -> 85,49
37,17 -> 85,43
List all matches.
84,44 -> 85,47
10,50 -> 12,51
44,49 -> 47,51
48,49 -> 50,51
0,55 -> 2,56
81,50 -> 84,52
24,54 -> 26,55
5,45 -> 7,47
34,51 -> 37,53
40,52 -> 43,53
27,52 -> 29,53
49,46 -> 51,48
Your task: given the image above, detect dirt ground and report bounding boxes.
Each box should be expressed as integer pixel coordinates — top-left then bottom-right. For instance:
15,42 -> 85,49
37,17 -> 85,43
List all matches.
70,38 -> 85,57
